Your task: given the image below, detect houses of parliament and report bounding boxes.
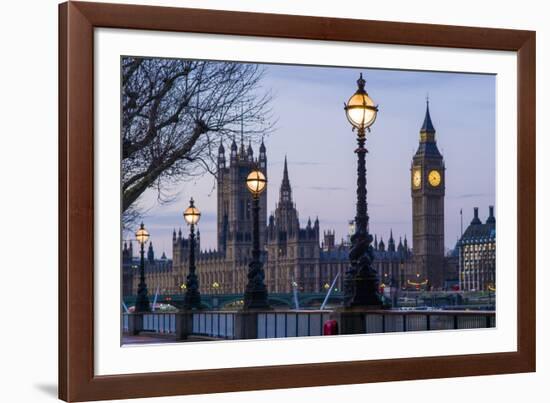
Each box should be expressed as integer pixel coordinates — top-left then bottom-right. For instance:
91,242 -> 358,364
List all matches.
124,102 -> 494,298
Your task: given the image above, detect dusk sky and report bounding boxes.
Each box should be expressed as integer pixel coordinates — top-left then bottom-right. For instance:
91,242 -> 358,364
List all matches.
129,62 -> 496,258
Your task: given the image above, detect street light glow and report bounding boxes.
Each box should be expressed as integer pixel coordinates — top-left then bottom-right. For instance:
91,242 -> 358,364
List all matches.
183,197 -> 201,225
135,222 -> 149,245
246,169 -> 267,196
344,73 -> 378,132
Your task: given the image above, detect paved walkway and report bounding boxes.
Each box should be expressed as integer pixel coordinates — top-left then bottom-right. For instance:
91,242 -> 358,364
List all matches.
122,334 -> 177,344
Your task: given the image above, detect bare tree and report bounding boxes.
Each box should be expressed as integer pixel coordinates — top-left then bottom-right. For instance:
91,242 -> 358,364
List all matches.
122,57 -> 273,226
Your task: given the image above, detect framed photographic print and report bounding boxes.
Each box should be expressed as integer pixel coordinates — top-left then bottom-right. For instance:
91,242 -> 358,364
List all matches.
59,1 -> 535,401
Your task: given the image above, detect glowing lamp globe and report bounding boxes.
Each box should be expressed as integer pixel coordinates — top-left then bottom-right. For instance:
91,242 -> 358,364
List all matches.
183,198 -> 201,225
345,73 -> 378,131
135,222 -> 150,245
246,170 -> 267,196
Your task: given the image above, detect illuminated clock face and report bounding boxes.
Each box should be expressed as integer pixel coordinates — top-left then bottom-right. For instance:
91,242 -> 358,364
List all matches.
428,170 -> 441,187
412,169 -> 421,188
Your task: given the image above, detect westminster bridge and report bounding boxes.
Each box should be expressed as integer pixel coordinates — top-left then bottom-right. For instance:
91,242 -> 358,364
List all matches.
124,291 -> 344,310
123,290 -> 494,311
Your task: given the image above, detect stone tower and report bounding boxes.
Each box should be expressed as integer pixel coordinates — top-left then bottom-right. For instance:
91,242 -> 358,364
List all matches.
266,157 -> 320,292
411,100 -> 445,289
147,241 -> 155,264
216,136 -> 267,263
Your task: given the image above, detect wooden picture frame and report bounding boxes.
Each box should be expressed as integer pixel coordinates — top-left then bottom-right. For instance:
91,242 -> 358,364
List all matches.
59,1 -> 536,401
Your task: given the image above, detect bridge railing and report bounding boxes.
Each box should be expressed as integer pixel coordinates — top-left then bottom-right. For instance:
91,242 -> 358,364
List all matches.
361,310 -> 495,333
191,311 -> 236,339
257,311 -> 332,338
123,309 -> 495,341
122,312 -> 177,335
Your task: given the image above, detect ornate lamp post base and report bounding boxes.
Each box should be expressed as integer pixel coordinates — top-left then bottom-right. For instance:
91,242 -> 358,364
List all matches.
243,262 -> 270,310
344,233 -> 383,309
345,272 -> 383,308
184,290 -> 201,310
183,272 -> 201,310
135,289 -> 151,313
243,290 -> 270,310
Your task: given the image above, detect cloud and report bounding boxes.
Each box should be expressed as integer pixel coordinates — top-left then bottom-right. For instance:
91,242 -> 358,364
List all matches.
269,160 -> 324,166
371,220 -> 410,225
305,186 -> 347,191
141,209 -> 218,224
449,193 -> 494,199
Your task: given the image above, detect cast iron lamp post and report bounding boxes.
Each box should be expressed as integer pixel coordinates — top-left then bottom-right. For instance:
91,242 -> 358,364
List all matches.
343,73 -> 383,308
135,222 -> 151,312
243,169 -> 270,309
183,198 -> 202,309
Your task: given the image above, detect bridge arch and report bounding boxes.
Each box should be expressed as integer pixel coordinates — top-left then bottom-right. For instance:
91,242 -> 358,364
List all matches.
299,295 -> 343,308
267,296 -> 293,308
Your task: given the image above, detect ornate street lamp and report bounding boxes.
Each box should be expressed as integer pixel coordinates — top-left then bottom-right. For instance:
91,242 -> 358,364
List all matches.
243,169 -> 270,309
135,222 -> 151,312
212,281 -> 220,294
183,198 -> 202,309
343,73 -> 383,308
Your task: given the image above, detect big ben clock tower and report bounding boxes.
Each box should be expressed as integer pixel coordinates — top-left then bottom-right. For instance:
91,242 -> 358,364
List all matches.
411,100 -> 445,289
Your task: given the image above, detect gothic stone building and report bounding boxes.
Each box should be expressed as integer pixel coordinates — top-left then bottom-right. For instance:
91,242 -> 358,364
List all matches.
127,102 -> 477,299
458,206 -> 496,291
372,233 -> 415,288
171,138 -> 268,295
265,157 -> 322,293
169,141 -> 415,296
171,139 -> 335,296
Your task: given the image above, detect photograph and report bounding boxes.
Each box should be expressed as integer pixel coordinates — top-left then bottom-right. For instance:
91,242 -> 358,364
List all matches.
120,56 -> 496,344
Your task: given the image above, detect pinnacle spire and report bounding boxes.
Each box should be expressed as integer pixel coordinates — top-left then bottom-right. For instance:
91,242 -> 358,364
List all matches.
281,155 -> 290,189
239,132 -> 246,157
279,155 -> 292,203
388,229 -> 396,252
420,98 -> 436,133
